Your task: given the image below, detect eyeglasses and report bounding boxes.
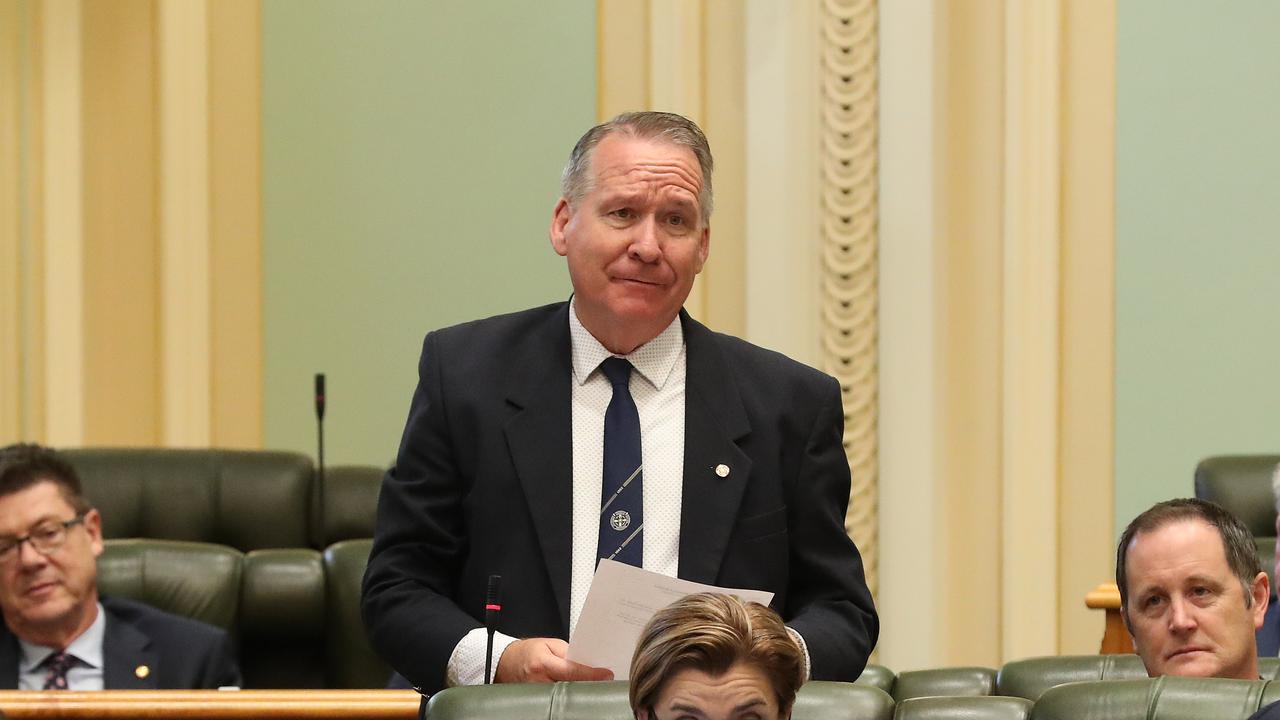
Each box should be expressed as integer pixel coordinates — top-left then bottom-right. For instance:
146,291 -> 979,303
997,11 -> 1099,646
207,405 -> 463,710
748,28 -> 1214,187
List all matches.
0,515 -> 87,563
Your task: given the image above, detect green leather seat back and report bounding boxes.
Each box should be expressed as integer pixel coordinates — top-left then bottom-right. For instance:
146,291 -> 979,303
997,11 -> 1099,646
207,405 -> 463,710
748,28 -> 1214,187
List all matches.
239,548 -> 326,688
997,655 -> 1148,700
856,663 -> 896,694
317,465 -> 383,547
893,667 -> 997,701
1264,658 -> 1280,679
97,538 -> 242,631
896,696 -> 1032,720
323,538 -> 391,688
1195,455 -> 1280,587
64,448 -> 314,550
427,680 -> 893,720
1031,677 -> 1274,720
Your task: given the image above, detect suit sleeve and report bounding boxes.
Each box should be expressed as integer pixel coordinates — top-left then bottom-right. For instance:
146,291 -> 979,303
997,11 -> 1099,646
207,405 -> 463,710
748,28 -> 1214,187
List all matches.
783,376 -> 879,681
361,331 -> 483,694
198,630 -> 242,689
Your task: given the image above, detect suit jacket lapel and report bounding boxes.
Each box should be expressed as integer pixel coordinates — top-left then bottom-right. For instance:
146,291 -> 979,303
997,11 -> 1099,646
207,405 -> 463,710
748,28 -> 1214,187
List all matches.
678,312 -> 752,584
102,605 -> 157,689
0,631 -> 17,689
503,303 -> 575,634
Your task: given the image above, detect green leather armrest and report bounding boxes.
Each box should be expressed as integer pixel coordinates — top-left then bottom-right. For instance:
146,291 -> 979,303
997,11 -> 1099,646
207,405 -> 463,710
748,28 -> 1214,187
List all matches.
97,538 -> 242,631
427,680 -> 893,720
893,667 -> 997,701
322,538 -> 390,688
240,548 -> 325,639
997,655 -> 1147,700
1031,677 -> 1273,720
856,663 -> 896,694
896,696 -> 1032,720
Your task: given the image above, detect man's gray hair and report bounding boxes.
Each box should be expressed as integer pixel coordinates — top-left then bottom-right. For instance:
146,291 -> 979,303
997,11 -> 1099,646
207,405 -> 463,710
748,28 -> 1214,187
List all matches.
560,111 -> 714,226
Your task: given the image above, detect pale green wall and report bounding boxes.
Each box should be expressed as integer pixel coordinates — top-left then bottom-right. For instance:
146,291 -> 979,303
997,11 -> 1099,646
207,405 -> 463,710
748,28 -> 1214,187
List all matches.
1115,1 -> 1280,530
263,2 -> 596,466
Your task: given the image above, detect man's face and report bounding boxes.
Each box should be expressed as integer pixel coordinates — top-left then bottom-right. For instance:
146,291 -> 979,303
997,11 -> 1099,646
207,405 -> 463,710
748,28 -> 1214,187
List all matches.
550,133 -> 710,353
1124,518 -> 1268,680
637,662 -> 787,720
0,482 -> 102,640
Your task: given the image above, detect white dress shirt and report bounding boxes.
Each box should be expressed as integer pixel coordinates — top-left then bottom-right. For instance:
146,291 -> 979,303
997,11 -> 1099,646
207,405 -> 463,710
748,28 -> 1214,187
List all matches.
446,301 -> 685,686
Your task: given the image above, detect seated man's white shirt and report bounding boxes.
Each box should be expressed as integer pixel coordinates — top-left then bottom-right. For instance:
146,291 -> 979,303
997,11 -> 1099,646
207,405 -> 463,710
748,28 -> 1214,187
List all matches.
18,602 -> 106,690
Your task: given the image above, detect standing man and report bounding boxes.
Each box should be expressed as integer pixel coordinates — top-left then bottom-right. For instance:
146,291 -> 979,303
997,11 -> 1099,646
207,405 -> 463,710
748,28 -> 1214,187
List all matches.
362,111 -> 877,694
1117,498 -> 1269,679
0,444 -> 241,690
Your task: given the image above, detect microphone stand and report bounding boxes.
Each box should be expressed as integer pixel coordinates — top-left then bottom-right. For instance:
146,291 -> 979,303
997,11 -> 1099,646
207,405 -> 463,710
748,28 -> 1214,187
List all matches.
314,373 -> 326,545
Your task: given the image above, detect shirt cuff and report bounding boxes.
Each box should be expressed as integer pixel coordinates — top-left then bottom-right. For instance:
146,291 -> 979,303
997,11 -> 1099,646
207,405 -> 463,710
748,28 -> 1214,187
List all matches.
786,626 -> 812,681
446,628 -> 519,687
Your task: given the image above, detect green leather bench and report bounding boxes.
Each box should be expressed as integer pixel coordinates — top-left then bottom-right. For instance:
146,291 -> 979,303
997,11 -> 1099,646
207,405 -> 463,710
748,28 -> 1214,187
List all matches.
426,680 -> 894,720
93,538 -> 377,689
1032,677 -> 1280,720
856,664 -> 998,703
998,655 -> 1280,701
60,448 -> 387,689
422,678 -> 1280,720
896,696 -> 1032,720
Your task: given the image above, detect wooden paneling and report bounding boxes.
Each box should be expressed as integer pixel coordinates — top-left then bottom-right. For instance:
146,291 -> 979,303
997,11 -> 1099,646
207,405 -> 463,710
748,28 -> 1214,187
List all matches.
81,0 -> 160,445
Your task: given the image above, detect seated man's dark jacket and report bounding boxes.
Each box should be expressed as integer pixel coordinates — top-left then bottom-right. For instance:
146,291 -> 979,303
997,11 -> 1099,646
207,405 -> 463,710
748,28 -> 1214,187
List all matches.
1251,700 -> 1280,720
362,302 -> 879,693
1258,594 -> 1280,658
0,595 -> 241,689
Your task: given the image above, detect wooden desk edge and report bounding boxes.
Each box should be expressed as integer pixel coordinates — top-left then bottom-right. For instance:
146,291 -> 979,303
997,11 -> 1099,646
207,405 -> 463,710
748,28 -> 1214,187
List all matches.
0,689 -> 424,719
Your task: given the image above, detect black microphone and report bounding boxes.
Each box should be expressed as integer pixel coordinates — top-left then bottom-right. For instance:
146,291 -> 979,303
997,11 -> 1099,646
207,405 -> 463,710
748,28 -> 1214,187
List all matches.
314,373 -> 326,545
484,574 -> 503,684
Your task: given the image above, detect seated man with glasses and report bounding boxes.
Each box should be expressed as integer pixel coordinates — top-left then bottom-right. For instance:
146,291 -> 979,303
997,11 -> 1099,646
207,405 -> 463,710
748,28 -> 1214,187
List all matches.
0,444 -> 240,690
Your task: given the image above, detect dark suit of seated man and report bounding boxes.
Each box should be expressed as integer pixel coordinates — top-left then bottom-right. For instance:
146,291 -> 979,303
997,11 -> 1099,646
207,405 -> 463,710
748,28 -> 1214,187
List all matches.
0,444 -> 241,690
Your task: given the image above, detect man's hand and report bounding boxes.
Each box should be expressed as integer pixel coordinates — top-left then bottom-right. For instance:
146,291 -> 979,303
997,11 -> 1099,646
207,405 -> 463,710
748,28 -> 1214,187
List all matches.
494,638 -> 614,683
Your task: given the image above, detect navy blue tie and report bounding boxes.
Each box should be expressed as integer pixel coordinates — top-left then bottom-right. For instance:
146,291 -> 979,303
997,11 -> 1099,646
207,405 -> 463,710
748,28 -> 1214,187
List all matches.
597,357 -> 643,567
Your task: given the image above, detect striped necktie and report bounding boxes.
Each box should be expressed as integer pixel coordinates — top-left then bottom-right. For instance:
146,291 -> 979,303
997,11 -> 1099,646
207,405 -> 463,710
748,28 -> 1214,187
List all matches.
597,357 -> 643,567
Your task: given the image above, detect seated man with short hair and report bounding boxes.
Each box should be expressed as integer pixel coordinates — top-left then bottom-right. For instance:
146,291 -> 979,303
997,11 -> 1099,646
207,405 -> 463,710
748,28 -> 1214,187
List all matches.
629,592 -> 804,720
0,444 -> 241,690
1117,497 -> 1269,680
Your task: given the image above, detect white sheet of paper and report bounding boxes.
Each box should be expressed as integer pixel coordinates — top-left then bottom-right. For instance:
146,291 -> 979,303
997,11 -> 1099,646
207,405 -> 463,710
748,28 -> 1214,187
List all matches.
566,559 -> 774,680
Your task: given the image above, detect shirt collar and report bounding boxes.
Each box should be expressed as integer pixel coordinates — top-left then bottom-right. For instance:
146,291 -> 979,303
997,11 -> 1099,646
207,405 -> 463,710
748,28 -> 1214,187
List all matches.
568,297 -> 684,390
18,602 -> 106,673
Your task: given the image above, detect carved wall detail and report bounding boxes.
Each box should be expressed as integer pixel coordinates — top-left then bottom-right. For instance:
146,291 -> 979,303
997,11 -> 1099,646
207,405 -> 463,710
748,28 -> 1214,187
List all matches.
819,0 -> 879,596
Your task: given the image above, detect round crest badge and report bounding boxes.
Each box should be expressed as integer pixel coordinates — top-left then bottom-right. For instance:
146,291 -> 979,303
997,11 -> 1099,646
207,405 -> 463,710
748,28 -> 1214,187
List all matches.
610,510 -> 631,531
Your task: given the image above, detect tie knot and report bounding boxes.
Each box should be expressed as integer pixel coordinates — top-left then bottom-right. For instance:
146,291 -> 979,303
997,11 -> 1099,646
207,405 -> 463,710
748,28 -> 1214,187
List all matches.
42,652 -> 74,670
600,357 -> 633,388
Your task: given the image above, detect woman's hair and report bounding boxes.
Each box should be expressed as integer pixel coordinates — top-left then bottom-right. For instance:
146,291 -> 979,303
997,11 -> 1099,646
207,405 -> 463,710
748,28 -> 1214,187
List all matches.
629,592 -> 803,717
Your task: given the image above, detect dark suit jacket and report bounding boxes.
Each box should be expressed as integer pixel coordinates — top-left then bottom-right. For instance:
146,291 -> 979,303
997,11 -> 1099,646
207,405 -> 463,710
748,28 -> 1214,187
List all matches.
1258,594 -> 1279,658
0,595 -> 241,689
362,302 -> 878,693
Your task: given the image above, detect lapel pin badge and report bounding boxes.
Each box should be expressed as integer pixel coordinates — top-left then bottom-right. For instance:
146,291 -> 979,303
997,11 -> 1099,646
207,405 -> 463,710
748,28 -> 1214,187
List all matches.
135,665 -> 150,679
715,464 -> 730,478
